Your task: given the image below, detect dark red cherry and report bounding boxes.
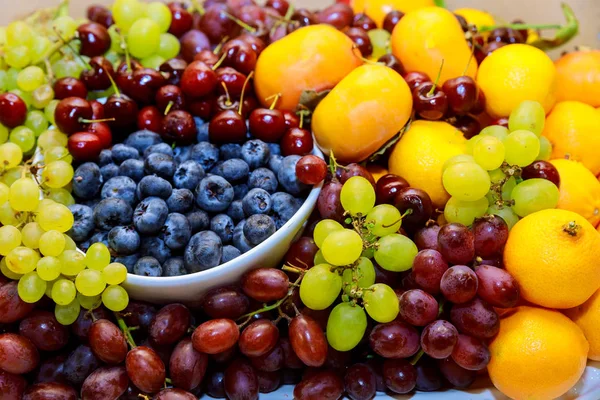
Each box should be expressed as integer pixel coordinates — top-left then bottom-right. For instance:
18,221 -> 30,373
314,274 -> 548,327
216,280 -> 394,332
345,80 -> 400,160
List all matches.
115,60 -> 142,94
216,67 -> 247,98
403,71 -> 430,92
317,3 -> 354,30
155,85 -> 186,113
291,9 -> 318,27
54,97 -> 93,134
104,94 -> 139,130
249,108 -> 287,142
394,187 -> 434,232
87,122 -> 112,148
344,27 -> 372,57
194,50 -> 219,66
77,22 -> 111,57
442,76 -> 478,115
80,56 -> 115,91
87,5 -> 113,28
489,27 -> 524,44
90,101 -> 105,120
376,174 -> 410,205
209,110 -> 247,143
352,13 -> 377,31
189,97 -> 214,120
180,30 -> 211,63
378,54 -> 405,75
237,33 -> 267,56
181,61 -> 218,99
283,111 -> 300,130
475,41 -> 506,64
137,106 -> 163,133
162,110 -> 197,144
266,0 -> 289,16
454,13 -> 469,32
198,4 -> 240,44
221,40 -> 258,75
383,10 -> 404,33
471,90 -> 486,115
511,19 -> 529,42
521,160 -> 561,186
68,132 -> 104,161
0,93 -> 27,128
281,128 -> 313,156
127,68 -> 167,104
412,83 -> 448,121
453,115 -> 481,139
159,58 -> 188,86
168,3 -> 194,37
53,77 -> 88,100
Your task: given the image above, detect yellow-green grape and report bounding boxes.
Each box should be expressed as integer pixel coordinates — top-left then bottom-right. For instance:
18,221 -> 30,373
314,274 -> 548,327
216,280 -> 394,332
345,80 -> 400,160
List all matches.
141,54 -> 166,69
342,257 -> 375,295
501,176 -> 517,201
102,285 -> 129,312
0,124 -> 8,143
0,167 -> 23,186
55,298 -> 80,325
487,204 -> 519,230
42,161 -> 74,189
444,196 -> 489,226
479,125 -> 509,141
75,269 -> 106,297
473,136 -> 505,171
313,219 -> 343,248
0,202 -> 22,226
39,230 -> 66,257
442,162 -> 490,202
17,271 -> 47,303
36,256 -> 62,281
0,225 -> 22,256
77,292 -> 102,310
6,21 -> 34,48
37,203 -> 74,232
85,243 -> 111,271
321,229 -> 363,266
25,111 -> 49,136
156,33 -> 180,60
29,36 -> 51,64
127,18 -> 161,59
51,278 -> 76,305
326,302 -> 367,352
443,154 -> 475,172
374,234 -> 417,272
0,258 -> 22,280
113,0 -> 145,33
299,263 -> 343,310
63,234 -> 77,251
366,204 -> 402,237
511,178 -> 560,217
503,130 -> 540,167
20,222 -> 44,249
146,2 -> 172,32
6,246 -> 40,274
465,135 -> 481,155
0,142 -> 23,169
46,188 -> 75,206
108,25 -> 125,54
508,100 -> 546,136
32,84 -> 55,109
17,66 -> 46,92
102,263 -> 128,285
9,177 -> 40,212
363,283 -> 399,323
0,182 -> 8,203
59,250 -> 86,276
52,58 -> 86,80
38,129 -> 69,151
45,279 -> 56,299
367,29 -> 390,60
4,69 -> 19,91
44,101 -> 61,127
340,176 -> 376,216
488,168 -> 505,184
537,136 -> 552,161
9,126 -> 35,153
53,16 -> 78,39
36,198 -> 56,211
5,46 -> 31,69
11,90 -> 33,109
44,145 -> 72,163
313,250 -> 326,265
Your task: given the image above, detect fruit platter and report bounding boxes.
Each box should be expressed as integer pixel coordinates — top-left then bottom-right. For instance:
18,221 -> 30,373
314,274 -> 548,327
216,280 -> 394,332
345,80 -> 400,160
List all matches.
1,0 -> 600,398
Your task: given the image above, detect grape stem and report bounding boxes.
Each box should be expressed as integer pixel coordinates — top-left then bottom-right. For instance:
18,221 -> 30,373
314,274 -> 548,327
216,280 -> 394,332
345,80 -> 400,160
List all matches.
410,349 -> 425,366
114,312 -> 137,349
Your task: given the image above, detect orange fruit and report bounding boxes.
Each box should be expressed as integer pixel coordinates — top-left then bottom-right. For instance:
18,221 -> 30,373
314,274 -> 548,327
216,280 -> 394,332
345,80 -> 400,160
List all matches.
565,288 -> 600,361
351,0 -> 434,27
550,159 -> 600,227
312,64 -> 412,164
543,101 -> 600,176
477,44 -> 556,118
488,306 -> 589,400
555,50 -> 600,107
391,7 -> 477,86
504,209 -> 600,309
388,120 -> 466,208
253,25 -> 362,111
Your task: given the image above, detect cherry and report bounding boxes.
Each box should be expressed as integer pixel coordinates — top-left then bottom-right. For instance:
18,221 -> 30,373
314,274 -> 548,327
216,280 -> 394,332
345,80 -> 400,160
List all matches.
156,85 -> 186,113
221,40 -> 258,75
453,115 -> 481,139
378,54 -> 405,76
344,27 -> 372,57
521,160 -> 561,186
80,56 -> 115,91
90,101 -> 105,120
394,187 -> 434,232
86,122 -> 112,148
181,61 -> 218,99
471,90 -> 486,115
281,128 -> 313,156
189,97 -> 214,120
413,83 -> 448,121
376,174 -> 410,205
352,13 -> 377,31
209,110 -> 247,143
317,3 -> 354,30
180,30 -> 211,63
237,4 -> 269,30
383,10 -> 404,33
138,106 -> 163,133
115,60 -> 142,93
283,111 -> 300,130
269,24 -> 288,42
194,50 -> 219,66
0,93 -> 27,128
129,68 -> 168,104
266,0 -> 289,16
475,41 -> 506,64
490,117 -> 509,128
54,97 -> 93,134
442,76 -> 478,115
216,67 -> 247,98
296,155 -> 328,185
160,58 -> 188,86
168,3 -> 194,37
403,71 -> 430,92
162,110 -> 197,144
454,13 -> 469,32
249,108 -> 287,142
198,4 -> 240,44
338,163 -> 376,186
68,132 -> 104,161
53,77 -> 88,100
104,94 -> 139,130
77,22 -> 111,57
511,19 -> 529,42
489,27 -> 524,44
291,9 -> 318,27
237,33 -> 267,55
87,5 -> 113,28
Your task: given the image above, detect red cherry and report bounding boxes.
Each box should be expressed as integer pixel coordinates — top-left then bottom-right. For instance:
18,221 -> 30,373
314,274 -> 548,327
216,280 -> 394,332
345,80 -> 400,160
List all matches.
281,127 -> 313,156
0,93 -> 27,128
68,132 -> 104,161
283,111 -> 300,129
209,110 -> 247,143
161,110 -> 197,144
90,100 -> 105,120
249,108 -> 287,142
138,106 -> 163,133
54,97 -> 93,135
188,97 -> 214,120
86,122 -> 112,148
180,61 -> 218,99
53,77 -> 88,100
168,3 -> 194,37
403,71 -> 430,92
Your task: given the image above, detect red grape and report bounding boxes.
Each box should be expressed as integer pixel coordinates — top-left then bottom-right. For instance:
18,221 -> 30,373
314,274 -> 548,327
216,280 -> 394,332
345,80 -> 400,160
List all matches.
242,268 -> 289,302
450,298 -> 500,339
438,223 -> 475,265
415,360 -> 443,392
202,287 -> 250,320
35,354 -> 68,384
19,310 -> 69,351
399,289 -> 439,326
440,265 -> 478,304
414,225 -> 441,252
451,334 -> 490,371
0,333 -> 39,374
0,281 -> 35,323
23,382 -> 77,400
296,155 -> 328,185
81,366 -> 129,400
122,302 -> 157,333
317,180 -> 344,222
521,160 -> 560,186
369,320 -> 420,359
289,314 -> 328,367
338,163 -> 376,186
293,370 -> 344,400
88,319 -> 128,364
437,357 -> 476,388
382,359 -> 417,394
344,363 -> 377,400
205,369 -> 226,398
472,215 -> 509,258
149,303 -> 191,345
251,341 -> 285,372
280,337 -> 304,369
412,249 -> 448,295
224,358 -> 259,400
420,320 -> 458,359
475,265 -> 520,308
192,319 -> 240,354
169,338 -> 208,391
153,388 -> 197,399
126,346 -> 166,394
239,319 -> 279,357
257,369 -> 281,393
63,345 -> 101,387
0,369 -> 27,399
284,237 -> 318,269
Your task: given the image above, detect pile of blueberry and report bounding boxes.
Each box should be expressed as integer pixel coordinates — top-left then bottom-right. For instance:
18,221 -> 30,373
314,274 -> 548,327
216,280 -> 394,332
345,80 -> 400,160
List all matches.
67,128 -> 310,277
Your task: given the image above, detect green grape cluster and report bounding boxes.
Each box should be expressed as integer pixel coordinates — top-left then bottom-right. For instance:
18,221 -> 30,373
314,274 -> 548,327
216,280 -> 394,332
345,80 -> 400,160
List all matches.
442,100 -> 559,228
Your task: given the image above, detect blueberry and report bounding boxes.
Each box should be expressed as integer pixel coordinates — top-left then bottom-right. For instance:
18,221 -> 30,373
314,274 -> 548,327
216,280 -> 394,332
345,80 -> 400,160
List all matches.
139,236 -> 172,264
184,231 -> 223,273
241,140 -> 270,169
271,192 -> 302,229
277,155 -> 309,195
67,204 -> 95,242
138,175 -> 173,200
143,142 -> 173,158
191,142 -> 219,171
210,214 -> 234,244
233,183 -> 249,200
133,197 -> 169,235
196,121 -> 209,142
220,143 -> 242,160
163,257 -> 187,277
101,176 -> 137,206
233,220 -> 253,253
133,257 -> 162,277
114,254 -> 139,273
186,209 -> 211,234
166,188 -> 194,213
268,155 -> 284,175
195,175 -> 234,212
144,153 -> 176,180
248,168 -> 278,193
73,163 -> 103,200
226,200 -> 245,222
268,143 -> 281,156
83,231 -> 109,251
81,199 -> 100,209
162,213 -> 192,251
100,163 -> 119,181
111,144 -> 140,164
94,198 -> 133,230
99,149 -> 113,166
173,145 -> 192,164
108,225 -> 140,255
210,158 -> 249,182
118,159 -> 145,182
125,129 -> 163,153
244,214 -> 276,246
242,188 -> 272,216
173,160 -> 205,190
221,245 -> 241,263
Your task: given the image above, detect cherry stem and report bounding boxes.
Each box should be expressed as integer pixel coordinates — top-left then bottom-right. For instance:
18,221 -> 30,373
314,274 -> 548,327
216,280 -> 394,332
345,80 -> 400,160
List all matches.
428,59 -> 444,97
79,117 -> 115,124
222,12 -> 257,33
351,45 -> 381,65
115,28 -> 132,73
463,38 -> 476,76
190,0 -> 205,15
53,27 -> 91,70
221,82 -> 232,106
114,312 -> 137,349
298,109 -> 311,129
211,52 -> 228,71
381,209 -> 412,229
213,36 -> 229,55
238,70 -> 254,115
106,69 -> 121,98
164,101 -> 174,116
266,93 -> 281,110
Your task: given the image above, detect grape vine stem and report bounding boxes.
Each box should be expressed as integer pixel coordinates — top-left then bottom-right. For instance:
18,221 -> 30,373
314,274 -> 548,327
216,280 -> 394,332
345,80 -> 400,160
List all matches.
114,312 -> 138,349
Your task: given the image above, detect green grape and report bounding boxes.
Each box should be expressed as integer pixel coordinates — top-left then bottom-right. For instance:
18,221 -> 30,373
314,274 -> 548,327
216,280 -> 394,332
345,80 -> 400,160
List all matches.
42,160 -> 74,189
108,25 -> 125,54
52,58 -> 85,80
59,250 -> 85,276
86,243 -> 111,270
366,204 -> 402,237
32,84 -> 55,109
0,225 -> 22,256
321,229 -> 363,266
76,269 -> 106,297
0,27 -> 4,45
102,263 -> 128,285
502,176 -> 517,201
29,36 -> 51,63
127,18 -> 161,59
488,168 -> 505,184
0,142 -> 24,169
367,29 -> 390,59
0,202 -> 23,226
361,247 -> 374,259
0,258 -> 22,280
313,219 -> 343,248
37,203 -> 74,232
78,292 -> 102,310
0,124 -> 8,143
314,250 -> 326,265
511,178 -> 560,217
0,182 -> 9,204
36,256 -> 62,281
146,2 -> 173,32
473,136 -> 505,171
11,89 -> 33,109
105,51 -> 121,65
47,188 -> 75,206
5,68 -> 19,91
442,162 -> 490,201
0,167 -> 22,187
537,136 -> 552,161
17,66 -> 46,92
25,111 -> 48,136
326,302 -> 367,351
443,154 -> 475,171
51,278 -> 76,305
342,257 -> 375,295
21,222 -> 44,249
102,285 -> 129,312
53,16 -> 78,39
503,130 -> 540,167
38,129 -> 68,149
6,247 -> 40,274
5,46 -> 31,69
374,234 -> 417,272
299,263 -> 343,310
18,272 -> 46,303
363,283 -> 399,323
6,21 -> 34,47
9,126 -> 35,153
487,204 -> 519,230
45,279 -> 57,299
340,176 -> 376,216
55,298 -> 80,325
479,125 -> 509,141
0,71 -> 7,92
156,33 -> 180,60
508,100 -> 546,136
141,54 -> 166,69
39,230 -> 66,257
63,234 -> 77,251
113,0 -> 145,33
465,135 -> 481,155
9,177 -> 39,212
444,196 -> 489,226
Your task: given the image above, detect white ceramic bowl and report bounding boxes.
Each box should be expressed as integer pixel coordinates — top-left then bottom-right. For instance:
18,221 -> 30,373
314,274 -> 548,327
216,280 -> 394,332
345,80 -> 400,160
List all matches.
122,147 -> 323,305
